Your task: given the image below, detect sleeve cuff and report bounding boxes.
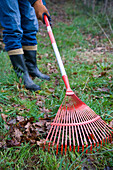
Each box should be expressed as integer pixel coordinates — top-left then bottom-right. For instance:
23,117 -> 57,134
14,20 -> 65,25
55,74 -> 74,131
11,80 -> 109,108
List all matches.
28,0 -> 37,6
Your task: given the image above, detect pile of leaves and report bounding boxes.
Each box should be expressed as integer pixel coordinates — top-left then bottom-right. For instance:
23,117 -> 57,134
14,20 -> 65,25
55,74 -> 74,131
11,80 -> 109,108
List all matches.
0,113 -> 53,148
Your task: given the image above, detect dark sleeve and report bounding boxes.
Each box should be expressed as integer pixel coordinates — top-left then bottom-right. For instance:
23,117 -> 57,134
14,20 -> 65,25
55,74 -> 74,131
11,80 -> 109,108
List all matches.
42,0 -> 46,6
28,0 -> 37,6
28,0 -> 46,6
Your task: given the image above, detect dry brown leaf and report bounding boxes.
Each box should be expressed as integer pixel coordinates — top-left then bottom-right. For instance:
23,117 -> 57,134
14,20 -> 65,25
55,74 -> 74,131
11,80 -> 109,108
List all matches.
72,72 -> 77,75
0,140 -> 6,148
33,121 -> 44,128
1,113 -> 8,122
0,106 -> 3,112
37,55 -> 42,60
7,118 -> 16,125
1,112 -> 53,148
86,34 -> 92,41
16,115 -> 25,122
4,124 -> 9,130
13,128 -> 23,141
45,122 -> 51,131
39,117 -> 54,120
25,122 -> 31,132
99,71 -> 106,77
109,120 -> 113,128
0,142 -> 2,148
95,47 -> 105,52
6,139 -> 21,147
36,139 -> 45,147
46,88 -> 55,94
97,88 -> 110,92
93,71 -> 107,78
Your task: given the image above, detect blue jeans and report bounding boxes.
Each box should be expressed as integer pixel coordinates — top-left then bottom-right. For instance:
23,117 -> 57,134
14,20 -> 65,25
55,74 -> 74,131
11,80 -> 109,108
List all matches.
0,0 -> 39,52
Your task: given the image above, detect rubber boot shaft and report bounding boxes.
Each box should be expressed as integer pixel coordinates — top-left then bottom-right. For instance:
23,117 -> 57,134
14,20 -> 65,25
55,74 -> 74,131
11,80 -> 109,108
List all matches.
24,50 -> 50,81
9,54 -> 41,91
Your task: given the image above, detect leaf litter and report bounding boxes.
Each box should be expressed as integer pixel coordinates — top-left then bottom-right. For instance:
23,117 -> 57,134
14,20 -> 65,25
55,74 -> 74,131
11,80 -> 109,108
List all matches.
0,113 -> 54,148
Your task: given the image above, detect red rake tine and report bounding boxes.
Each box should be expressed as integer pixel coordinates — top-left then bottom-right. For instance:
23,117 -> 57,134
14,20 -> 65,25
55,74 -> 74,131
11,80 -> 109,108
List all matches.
61,109 -> 65,155
56,106 -> 64,154
67,107 -> 71,152
51,107 -> 63,149
79,109 -> 93,152
82,110 -> 103,150
65,106 -> 68,155
70,107 -> 76,152
79,114 -> 92,153
40,0 -> 113,154
44,104 -> 62,151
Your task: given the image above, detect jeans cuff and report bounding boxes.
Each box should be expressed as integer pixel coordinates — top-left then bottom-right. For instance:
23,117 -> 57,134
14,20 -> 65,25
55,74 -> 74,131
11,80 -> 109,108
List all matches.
8,48 -> 24,56
22,45 -> 37,51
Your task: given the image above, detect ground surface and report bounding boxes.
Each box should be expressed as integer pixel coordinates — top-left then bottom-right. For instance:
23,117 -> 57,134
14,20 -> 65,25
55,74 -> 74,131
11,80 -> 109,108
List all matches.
0,0 -> 113,169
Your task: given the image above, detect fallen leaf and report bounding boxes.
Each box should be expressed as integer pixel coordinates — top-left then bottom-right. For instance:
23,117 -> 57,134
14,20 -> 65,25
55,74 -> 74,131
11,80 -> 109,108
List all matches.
7,118 -> 16,125
36,139 -> 45,147
6,139 -> 21,147
16,116 -> 25,122
4,124 -> 9,130
45,122 -> 51,131
93,71 -> 107,78
0,140 -> 6,148
99,71 -> 106,77
95,47 -> 105,52
0,142 -> 2,148
0,113 -> 53,148
97,88 -> 110,92
13,128 -> 23,141
25,122 -> 31,132
37,55 -> 42,60
109,120 -> 113,128
0,107 -> 3,112
39,117 -> 54,120
86,34 -> 92,41
72,72 -> 77,75
46,88 -> 55,94
1,113 -> 8,122
39,107 -> 51,114
33,121 -> 44,128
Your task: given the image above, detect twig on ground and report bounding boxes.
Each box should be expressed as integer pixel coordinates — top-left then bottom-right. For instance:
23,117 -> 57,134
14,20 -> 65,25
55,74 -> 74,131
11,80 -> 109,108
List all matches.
92,16 -> 113,47
106,14 -> 113,34
83,77 -> 89,91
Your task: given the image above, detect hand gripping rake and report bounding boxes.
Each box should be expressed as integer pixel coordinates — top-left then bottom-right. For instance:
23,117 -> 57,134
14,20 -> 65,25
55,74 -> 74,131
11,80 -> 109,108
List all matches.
41,2 -> 113,155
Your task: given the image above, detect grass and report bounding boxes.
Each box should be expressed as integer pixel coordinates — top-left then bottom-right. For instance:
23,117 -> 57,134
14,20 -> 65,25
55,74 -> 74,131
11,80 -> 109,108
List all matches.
0,0 -> 113,169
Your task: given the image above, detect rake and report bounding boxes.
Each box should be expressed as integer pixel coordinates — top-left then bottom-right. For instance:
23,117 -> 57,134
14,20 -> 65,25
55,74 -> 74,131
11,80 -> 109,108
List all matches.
41,2 -> 113,155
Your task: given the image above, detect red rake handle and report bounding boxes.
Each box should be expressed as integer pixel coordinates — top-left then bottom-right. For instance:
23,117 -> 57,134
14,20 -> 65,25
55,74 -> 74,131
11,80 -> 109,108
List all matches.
40,0 -> 73,93
44,15 -> 66,76
44,16 -> 71,91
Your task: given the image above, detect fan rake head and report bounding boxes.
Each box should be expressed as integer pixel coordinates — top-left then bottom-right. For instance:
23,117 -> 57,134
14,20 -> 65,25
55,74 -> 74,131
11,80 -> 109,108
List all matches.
44,93 -> 113,155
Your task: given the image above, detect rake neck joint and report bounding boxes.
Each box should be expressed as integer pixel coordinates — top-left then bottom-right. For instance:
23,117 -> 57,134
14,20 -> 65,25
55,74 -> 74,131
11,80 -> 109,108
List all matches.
62,75 -> 74,95
66,89 -> 74,95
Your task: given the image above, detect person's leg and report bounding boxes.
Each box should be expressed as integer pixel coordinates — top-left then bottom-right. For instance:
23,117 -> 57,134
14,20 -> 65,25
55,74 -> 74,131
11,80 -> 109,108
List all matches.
0,0 -> 23,52
19,0 -> 50,80
0,0 -> 41,91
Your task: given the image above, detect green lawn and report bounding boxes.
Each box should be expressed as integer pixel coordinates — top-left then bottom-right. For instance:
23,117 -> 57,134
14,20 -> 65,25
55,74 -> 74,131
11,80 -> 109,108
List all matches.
0,1 -> 113,169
